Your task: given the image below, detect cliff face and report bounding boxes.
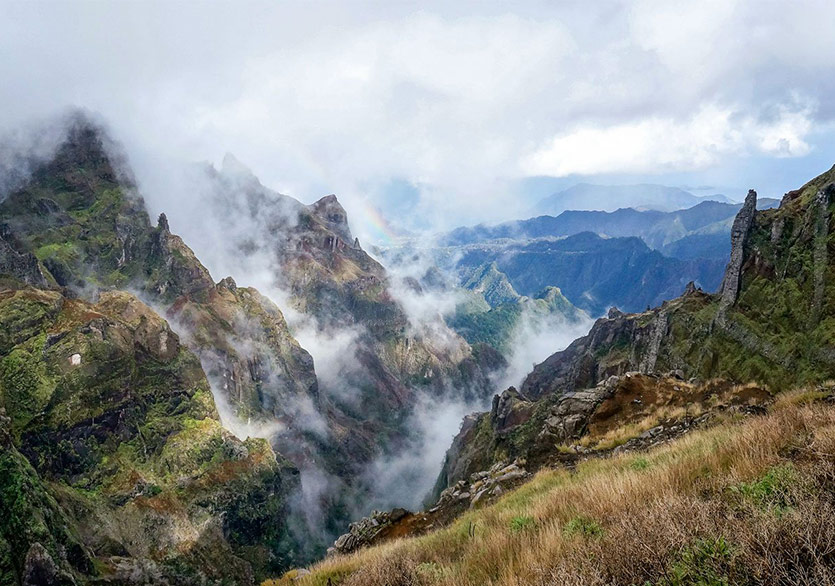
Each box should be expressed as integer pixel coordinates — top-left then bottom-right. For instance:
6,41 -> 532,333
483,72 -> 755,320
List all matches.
437,165 -> 835,491
0,117 -> 332,580
199,159 -> 493,398
0,284 -> 299,584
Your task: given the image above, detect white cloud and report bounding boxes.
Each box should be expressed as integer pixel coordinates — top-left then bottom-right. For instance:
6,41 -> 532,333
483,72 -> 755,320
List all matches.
522,102 -> 814,177
1,1 -> 834,231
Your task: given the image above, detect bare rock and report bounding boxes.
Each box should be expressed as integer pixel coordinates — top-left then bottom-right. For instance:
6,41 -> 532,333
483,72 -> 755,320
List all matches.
719,189 -> 757,308
22,543 -> 75,586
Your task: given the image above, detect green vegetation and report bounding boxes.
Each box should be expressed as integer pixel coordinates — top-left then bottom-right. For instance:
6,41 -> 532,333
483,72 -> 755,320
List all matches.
562,516 -> 603,539
630,456 -> 651,471
0,284 -> 298,584
658,537 -> 736,586
509,515 -> 535,534
448,303 -> 522,351
729,463 -> 797,512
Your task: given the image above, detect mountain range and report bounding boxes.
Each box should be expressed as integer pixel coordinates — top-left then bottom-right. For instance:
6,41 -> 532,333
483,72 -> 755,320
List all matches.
446,197 -> 780,254
531,182 -> 735,216
0,113 -> 497,584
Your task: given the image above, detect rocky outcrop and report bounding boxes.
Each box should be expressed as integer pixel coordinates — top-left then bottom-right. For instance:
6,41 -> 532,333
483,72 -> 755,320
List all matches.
638,311 -> 668,374
329,460 -> 530,556
518,299 -> 692,401
539,382 -> 615,443
810,186 -> 832,327
439,371 -> 772,493
329,508 -> 409,556
434,459 -> 529,512
0,225 -> 48,288
719,189 -> 757,309
490,387 -> 534,433
21,543 -> 74,586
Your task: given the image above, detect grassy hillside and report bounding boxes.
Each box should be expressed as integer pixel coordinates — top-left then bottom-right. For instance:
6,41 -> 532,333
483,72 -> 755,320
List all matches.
272,389 -> 835,585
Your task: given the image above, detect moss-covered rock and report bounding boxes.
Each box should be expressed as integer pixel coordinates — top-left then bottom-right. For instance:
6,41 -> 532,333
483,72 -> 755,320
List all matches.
0,284 -> 300,584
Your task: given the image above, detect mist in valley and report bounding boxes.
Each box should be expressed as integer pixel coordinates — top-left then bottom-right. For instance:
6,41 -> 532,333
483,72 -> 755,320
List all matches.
3,2 -> 835,579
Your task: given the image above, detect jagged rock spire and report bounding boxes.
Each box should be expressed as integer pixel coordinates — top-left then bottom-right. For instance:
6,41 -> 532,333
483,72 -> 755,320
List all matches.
310,194 -> 354,244
719,189 -> 757,308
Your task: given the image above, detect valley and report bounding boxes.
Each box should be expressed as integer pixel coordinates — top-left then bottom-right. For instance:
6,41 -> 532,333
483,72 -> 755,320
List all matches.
1,114 -> 835,586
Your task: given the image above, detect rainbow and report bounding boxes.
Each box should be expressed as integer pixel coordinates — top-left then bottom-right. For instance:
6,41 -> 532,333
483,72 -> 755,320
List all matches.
356,201 -> 400,247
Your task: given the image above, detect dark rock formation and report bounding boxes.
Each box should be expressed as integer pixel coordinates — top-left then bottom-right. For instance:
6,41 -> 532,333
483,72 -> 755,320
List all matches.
22,544 -> 74,586
0,225 -> 48,288
329,508 -> 409,556
490,387 -> 533,433
719,189 -> 757,309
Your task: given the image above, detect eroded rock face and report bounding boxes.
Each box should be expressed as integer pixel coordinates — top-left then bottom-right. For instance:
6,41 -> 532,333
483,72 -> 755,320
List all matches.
329,508 -> 409,556
519,302 -> 686,401
0,284 -> 300,584
540,383 -> 615,443
0,225 -> 48,289
22,543 -> 74,586
719,189 -> 757,309
491,387 -> 534,433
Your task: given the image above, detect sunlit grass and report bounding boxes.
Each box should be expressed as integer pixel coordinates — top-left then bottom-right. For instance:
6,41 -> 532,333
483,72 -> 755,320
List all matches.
271,387 -> 835,586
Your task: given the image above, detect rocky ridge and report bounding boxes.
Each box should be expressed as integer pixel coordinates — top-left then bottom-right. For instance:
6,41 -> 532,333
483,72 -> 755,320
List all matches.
0,113 -> 504,580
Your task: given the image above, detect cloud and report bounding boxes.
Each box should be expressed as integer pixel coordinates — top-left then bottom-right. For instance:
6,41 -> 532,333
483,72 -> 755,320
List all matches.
1,1 -> 833,232
522,102 -> 815,177
493,310 -> 594,391
361,392 -> 486,511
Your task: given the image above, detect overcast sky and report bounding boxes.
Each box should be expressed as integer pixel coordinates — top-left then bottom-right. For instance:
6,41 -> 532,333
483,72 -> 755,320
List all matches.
2,0 -> 835,239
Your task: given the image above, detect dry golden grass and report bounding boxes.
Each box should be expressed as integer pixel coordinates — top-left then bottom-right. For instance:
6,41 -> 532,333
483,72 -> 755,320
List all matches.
578,403 -> 703,450
276,390 -> 835,586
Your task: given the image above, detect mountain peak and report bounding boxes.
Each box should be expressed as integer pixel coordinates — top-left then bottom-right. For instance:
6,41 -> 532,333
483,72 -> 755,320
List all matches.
219,152 -> 261,187
310,193 -> 353,242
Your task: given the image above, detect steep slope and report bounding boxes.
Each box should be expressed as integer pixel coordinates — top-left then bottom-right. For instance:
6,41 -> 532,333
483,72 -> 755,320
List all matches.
448,262 -> 587,354
0,114 -> 499,561
194,158 -> 493,401
281,167 -> 835,586
460,262 -> 519,306
0,283 -> 299,584
0,116 -> 323,465
181,159 -> 498,465
285,393 -> 835,586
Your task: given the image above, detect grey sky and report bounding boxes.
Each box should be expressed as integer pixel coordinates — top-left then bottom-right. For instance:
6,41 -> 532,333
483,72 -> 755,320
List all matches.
1,0 -> 834,241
